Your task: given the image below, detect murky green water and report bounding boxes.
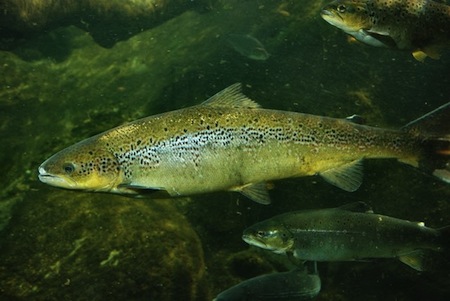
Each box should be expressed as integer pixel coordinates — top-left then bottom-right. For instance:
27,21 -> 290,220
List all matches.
0,0 -> 449,300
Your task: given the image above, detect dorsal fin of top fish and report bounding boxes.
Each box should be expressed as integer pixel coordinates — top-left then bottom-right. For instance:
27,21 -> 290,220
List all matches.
38,83 -> 450,204
320,0 -> 450,61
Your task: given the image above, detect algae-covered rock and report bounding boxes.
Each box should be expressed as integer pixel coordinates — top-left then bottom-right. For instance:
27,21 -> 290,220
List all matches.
0,191 -> 206,301
0,0 -> 210,48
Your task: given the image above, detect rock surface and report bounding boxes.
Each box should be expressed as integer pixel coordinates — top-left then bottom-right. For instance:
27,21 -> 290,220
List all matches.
0,192 -> 206,300
0,0 -> 208,48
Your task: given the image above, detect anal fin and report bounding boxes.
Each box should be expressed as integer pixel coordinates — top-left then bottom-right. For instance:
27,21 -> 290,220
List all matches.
319,159 -> 364,192
412,50 -> 428,62
398,250 -> 427,271
236,182 -> 271,205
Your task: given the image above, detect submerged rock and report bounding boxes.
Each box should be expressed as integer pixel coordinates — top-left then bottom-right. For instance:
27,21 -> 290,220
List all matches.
0,0 -> 209,48
0,191 -> 206,300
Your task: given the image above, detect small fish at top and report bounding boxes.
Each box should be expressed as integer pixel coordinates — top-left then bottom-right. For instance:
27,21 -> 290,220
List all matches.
38,83 -> 450,204
226,34 -> 270,60
242,202 -> 450,271
213,267 -> 321,301
320,0 -> 450,61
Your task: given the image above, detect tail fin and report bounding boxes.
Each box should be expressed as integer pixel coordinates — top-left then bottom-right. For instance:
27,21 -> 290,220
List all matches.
402,102 -> 450,183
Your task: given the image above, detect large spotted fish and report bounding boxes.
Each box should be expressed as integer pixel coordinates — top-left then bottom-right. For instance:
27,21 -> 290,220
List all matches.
321,0 -> 450,61
38,84 -> 450,204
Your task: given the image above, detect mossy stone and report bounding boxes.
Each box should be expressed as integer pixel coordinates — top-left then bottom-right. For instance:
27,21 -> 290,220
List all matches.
0,191 -> 206,301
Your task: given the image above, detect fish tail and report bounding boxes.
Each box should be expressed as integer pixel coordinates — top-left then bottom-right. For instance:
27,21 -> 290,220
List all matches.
402,102 -> 450,183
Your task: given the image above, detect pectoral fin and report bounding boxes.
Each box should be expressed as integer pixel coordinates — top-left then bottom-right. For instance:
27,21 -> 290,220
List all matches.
286,251 -> 306,267
319,159 -> 363,192
236,182 -> 271,205
361,30 -> 397,48
117,183 -> 168,196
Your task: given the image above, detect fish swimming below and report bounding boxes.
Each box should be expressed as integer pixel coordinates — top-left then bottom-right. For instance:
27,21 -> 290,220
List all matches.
38,83 -> 450,204
226,34 -> 270,60
242,202 -> 450,271
213,267 -> 321,301
320,0 -> 450,61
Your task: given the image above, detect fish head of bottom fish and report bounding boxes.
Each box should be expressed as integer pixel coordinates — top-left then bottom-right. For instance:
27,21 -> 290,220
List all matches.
242,221 -> 294,254
321,0 -> 372,35
38,137 -> 121,192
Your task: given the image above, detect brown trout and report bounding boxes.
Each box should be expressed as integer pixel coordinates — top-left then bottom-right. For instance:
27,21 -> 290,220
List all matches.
321,0 -> 450,61
38,84 -> 450,204
242,202 -> 450,270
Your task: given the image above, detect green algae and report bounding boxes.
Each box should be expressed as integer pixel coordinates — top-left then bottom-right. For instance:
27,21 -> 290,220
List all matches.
0,193 -> 206,300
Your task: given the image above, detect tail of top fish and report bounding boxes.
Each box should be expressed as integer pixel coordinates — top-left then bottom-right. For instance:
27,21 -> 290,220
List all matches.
402,102 -> 450,183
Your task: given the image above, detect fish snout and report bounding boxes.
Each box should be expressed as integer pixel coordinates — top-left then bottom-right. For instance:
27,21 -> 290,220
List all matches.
320,9 -> 333,17
38,164 -> 77,188
38,165 -> 50,182
242,233 -> 268,249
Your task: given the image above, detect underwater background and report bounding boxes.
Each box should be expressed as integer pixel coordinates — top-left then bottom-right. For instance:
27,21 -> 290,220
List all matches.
0,0 -> 449,300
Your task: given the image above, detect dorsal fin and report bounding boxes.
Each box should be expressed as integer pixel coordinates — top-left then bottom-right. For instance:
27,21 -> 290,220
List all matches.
200,83 -> 261,108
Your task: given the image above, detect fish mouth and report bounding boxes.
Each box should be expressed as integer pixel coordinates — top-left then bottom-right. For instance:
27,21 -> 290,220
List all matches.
320,9 -> 333,17
38,166 -> 77,188
242,234 -> 270,250
320,9 -> 344,24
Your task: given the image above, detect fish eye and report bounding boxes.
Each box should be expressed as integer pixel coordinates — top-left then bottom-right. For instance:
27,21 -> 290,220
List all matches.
337,4 -> 346,13
256,231 -> 265,237
63,163 -> 75,174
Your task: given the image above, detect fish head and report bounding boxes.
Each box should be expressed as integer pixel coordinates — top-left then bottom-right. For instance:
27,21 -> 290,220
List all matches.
38,137 -> 121,192
321,0 -> 372,34
242,221 -> 294,254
